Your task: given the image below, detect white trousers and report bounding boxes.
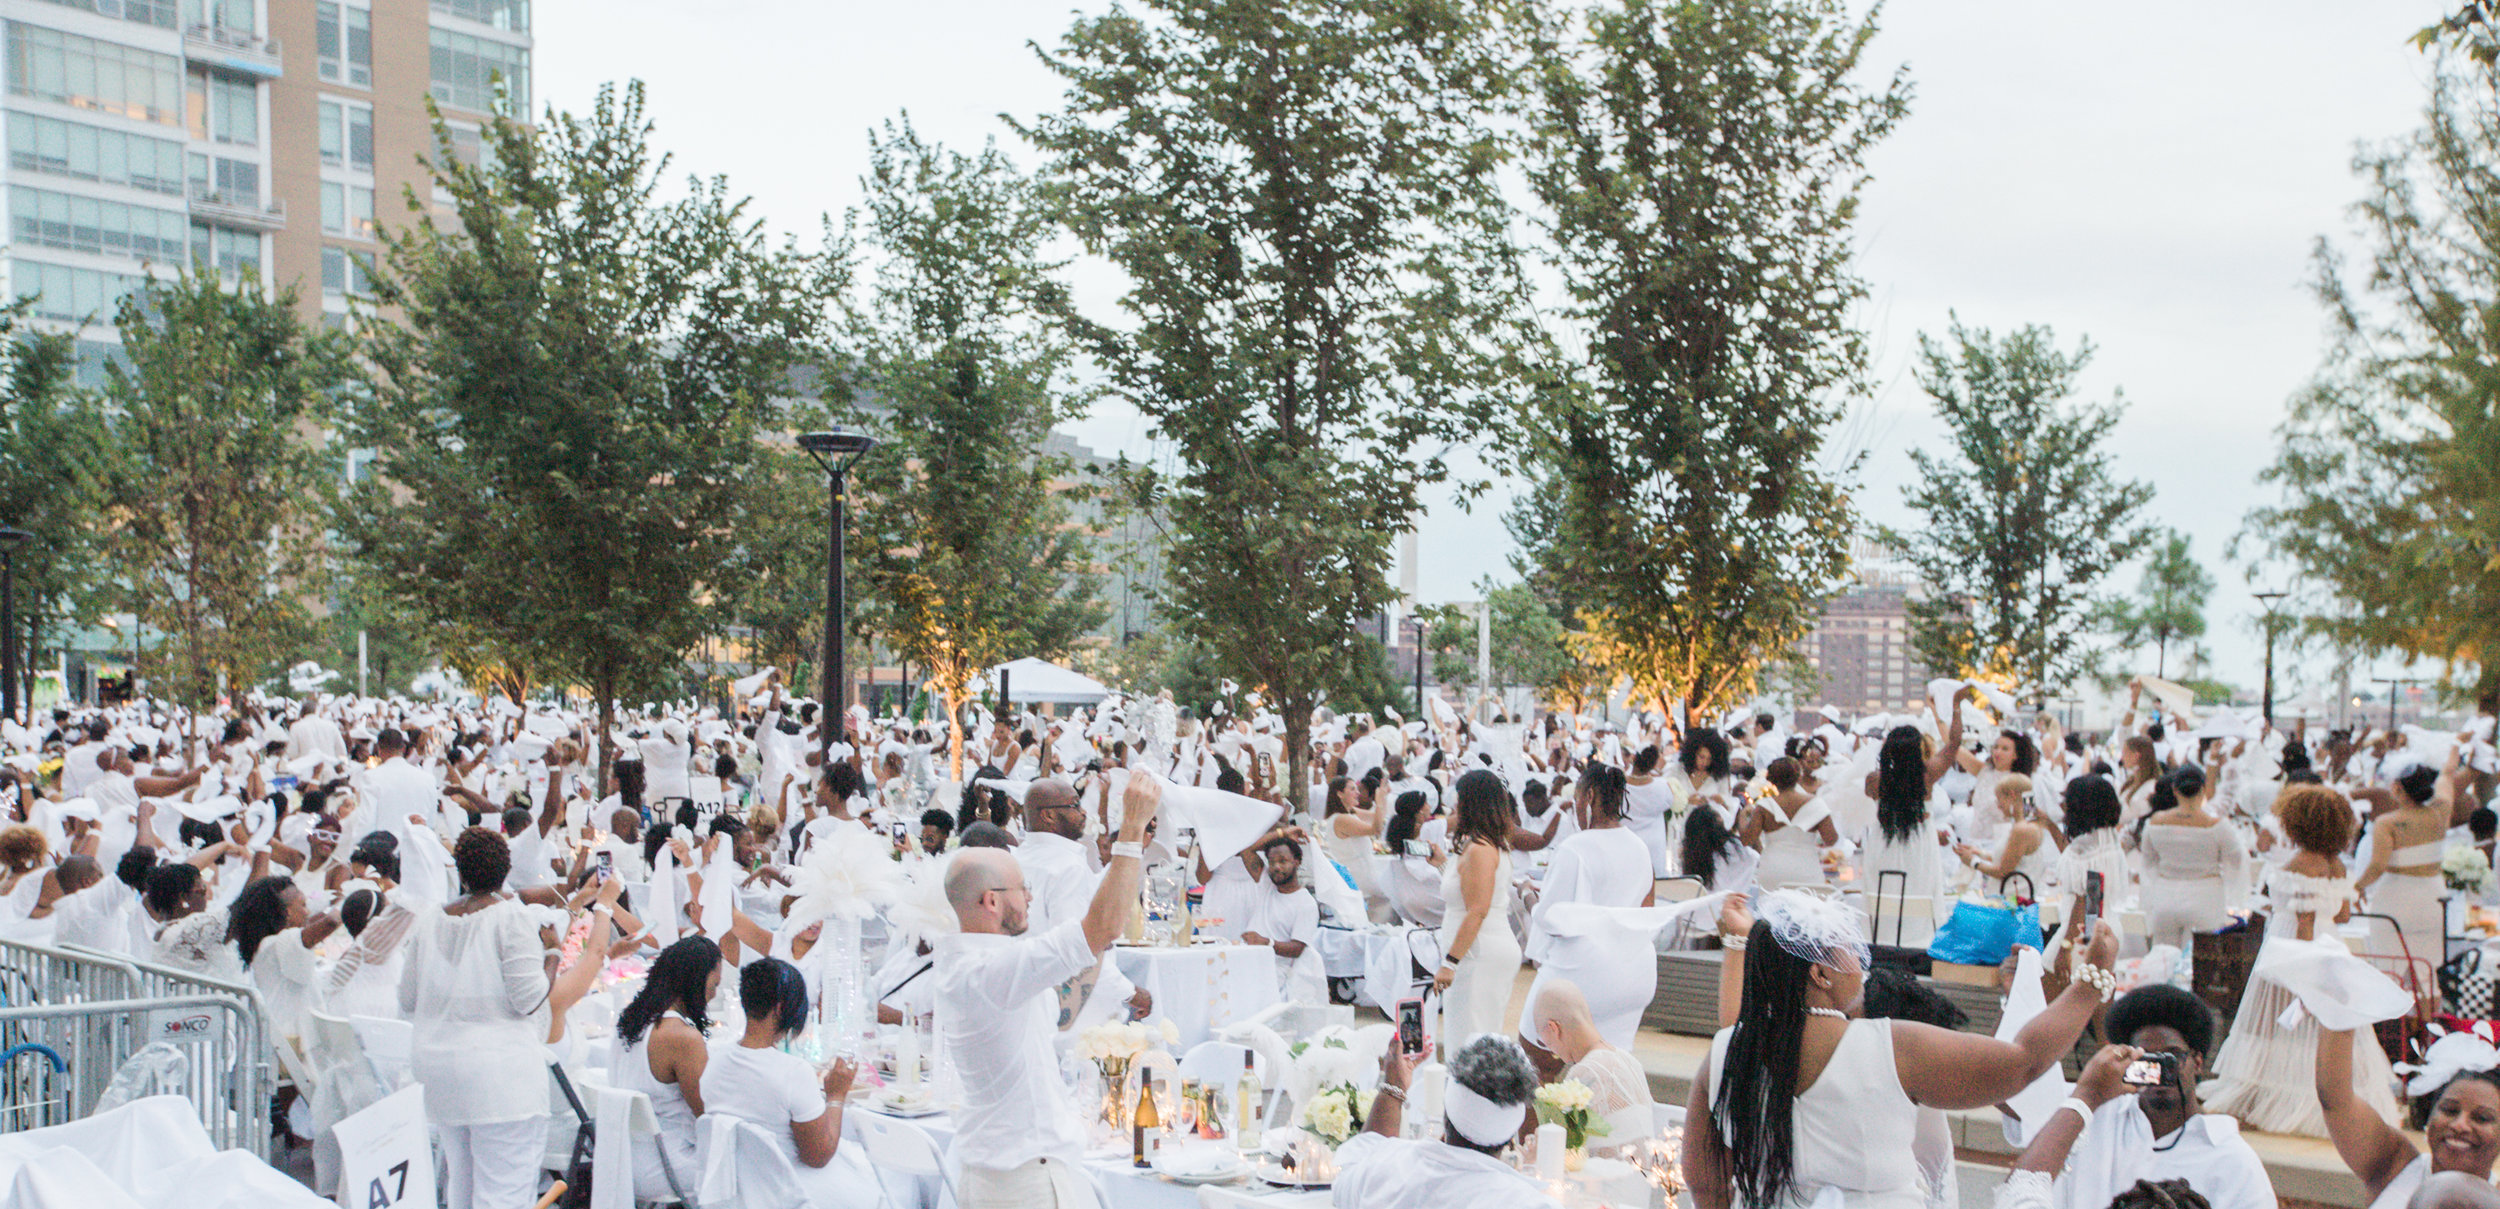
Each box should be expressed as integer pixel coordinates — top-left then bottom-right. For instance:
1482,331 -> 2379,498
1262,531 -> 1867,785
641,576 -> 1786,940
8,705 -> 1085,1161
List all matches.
959,1155 -> 1100,1209
440,1116 -> 548,1209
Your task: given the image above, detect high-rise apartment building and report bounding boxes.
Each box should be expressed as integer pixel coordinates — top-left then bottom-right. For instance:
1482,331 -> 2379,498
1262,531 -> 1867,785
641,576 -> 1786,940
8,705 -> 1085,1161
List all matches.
2,0 -> 529,368
1797,539 -> 1934,717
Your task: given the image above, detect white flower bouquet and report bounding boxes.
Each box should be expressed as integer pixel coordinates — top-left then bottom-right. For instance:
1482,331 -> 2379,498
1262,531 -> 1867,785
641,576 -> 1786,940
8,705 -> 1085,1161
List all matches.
1533,1079 -> 1611,1152
1078,1018 -> 1180,1065
2445,846 -> 2495,896
1296,1081 -> 1369,1146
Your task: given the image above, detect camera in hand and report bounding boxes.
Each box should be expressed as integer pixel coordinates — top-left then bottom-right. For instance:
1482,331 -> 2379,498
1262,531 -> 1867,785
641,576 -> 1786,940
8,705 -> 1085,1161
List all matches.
2122,1052 -> 2179,1088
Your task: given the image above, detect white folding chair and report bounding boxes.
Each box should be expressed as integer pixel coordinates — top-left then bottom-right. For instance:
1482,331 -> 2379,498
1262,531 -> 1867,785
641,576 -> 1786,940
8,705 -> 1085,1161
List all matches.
1177,1040 -> 1262,1088
347,1015 -> 414,1091
849,1112 -> 955,1209
1654,876 -> 1705,903
692,1114 -> 808,1209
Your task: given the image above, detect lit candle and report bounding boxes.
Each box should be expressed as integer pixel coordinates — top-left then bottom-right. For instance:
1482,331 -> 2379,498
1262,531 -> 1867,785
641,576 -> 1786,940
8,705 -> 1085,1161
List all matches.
1535,1121 -> 1566,1180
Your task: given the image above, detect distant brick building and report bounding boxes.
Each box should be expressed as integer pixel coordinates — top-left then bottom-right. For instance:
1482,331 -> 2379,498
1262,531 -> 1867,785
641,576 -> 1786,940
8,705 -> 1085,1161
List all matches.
1798,543 -> 1933,716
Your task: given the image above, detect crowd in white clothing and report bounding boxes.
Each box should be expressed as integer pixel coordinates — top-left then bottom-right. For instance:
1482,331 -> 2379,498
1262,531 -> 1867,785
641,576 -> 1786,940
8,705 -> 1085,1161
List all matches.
2,666 -> 2498,1209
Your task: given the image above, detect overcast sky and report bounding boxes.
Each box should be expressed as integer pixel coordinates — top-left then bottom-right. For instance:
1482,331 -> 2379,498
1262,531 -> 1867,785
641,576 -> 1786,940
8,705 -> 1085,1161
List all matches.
537,0 -> 2455,704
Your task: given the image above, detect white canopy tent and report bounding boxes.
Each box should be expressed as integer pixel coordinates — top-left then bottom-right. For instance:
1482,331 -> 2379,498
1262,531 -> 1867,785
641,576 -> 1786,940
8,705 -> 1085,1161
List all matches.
987,657 -> 1110,705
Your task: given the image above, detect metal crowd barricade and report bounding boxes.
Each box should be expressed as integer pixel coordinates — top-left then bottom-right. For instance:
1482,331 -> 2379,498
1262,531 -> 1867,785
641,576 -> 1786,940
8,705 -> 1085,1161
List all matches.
0,939 -> 146,1118
0,995 -> 262,1151
0,937 -> 140,1010
54,945 -> 288,1160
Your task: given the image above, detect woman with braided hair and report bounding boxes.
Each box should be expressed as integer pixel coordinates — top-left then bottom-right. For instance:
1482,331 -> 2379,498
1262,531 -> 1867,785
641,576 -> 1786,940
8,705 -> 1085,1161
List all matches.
1687,888 -> 2118,1209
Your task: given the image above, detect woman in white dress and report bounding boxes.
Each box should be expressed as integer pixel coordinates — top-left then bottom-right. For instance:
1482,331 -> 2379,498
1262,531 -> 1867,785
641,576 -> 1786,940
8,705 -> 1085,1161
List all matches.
702,958 -> 876,1209
2354,759 -> 2456,995
1755,758 -> 1838,892
2136,764 -> 2246,951
1623,744 -> 1677,878
1861,693 -> 1964,947
399,828 -> 552,1209
226,875 -> 342,1046
610,936 -> 716,1202
2204,785 -> 2401,1137
2316,1025 -> 2500,1209
1523,764 -> 1657,1047
1318,775 -> 1390,923
1955,731 -> 2038,860
1686,890 -> 2120,1209
2047,777 -> 2130,960
2115,735 -> 2164,831
1664,731 -> 1736,878
1678,800 -> 1760,895
1379,788 -> 1446,928
1431,769 -> 1521,1046
1952,775 -> 2051,899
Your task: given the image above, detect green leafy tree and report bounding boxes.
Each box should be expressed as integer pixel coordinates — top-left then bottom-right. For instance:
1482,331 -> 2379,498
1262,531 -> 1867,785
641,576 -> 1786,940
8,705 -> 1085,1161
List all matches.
1879,321 -> 2153,697
842,122 -> 1104,775
2247,61 -> 2500,712
2104,528 -> 2214,678
1418,580 -> 1574,702
1020,0 -> 1521,795
1506,0 -> 1904,716
343,82 -> 829,772
0,316 -> 106,712
2417,3 -> 2500,68
97,271 -> 352,705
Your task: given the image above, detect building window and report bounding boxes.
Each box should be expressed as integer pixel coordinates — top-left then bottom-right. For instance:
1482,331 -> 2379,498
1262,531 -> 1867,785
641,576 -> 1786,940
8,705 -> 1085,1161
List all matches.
11,186 -> 188,262
321,245 -> 373,296
186,70 -> 258,146
317,99 -> 374,171
31,0 -> 176,29
187,153 -> 259,204
321,182 -> 374,238
316,2 -> 371,88
432,0 -> 527,32
429,28 -> 527,114
9,115 -> 186,195
184,0 -> 251,31
7,22 -> 184,125
12,260 -> 146,323
189,222 -> 258,276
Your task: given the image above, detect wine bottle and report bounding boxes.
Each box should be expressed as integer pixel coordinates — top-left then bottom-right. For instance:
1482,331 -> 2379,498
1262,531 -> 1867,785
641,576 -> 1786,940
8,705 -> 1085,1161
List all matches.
1235,1050 -> 1261,1152
1132,1074 -> 1160,1168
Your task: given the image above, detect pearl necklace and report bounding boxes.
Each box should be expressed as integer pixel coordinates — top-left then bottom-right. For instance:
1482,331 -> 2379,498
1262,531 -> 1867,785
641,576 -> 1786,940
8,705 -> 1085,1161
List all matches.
1807,1007 -> 1850,1021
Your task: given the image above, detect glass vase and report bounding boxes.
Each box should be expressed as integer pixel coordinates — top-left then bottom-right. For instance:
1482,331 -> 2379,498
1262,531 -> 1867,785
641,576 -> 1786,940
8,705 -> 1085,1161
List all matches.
1096,1057 -> 1133,1135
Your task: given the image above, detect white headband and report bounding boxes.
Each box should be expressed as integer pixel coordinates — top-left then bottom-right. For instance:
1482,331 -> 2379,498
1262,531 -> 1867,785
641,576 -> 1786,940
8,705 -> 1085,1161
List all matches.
1443,1079 -> 1527,1147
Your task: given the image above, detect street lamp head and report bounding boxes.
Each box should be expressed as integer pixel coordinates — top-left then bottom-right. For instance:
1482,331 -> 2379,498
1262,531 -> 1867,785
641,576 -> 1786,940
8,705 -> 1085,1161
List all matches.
797,431 -> 877,457
0,526 -> 29,550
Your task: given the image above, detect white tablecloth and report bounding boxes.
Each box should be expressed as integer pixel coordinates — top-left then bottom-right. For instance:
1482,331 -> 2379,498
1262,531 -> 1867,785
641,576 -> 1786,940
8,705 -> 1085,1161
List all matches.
1114,944 -> 1281,1048
841,1103 -> 1332,1209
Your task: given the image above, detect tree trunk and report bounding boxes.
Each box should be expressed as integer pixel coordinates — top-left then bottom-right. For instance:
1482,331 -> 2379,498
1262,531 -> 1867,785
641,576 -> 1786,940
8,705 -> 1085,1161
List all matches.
943,684 -> 964,783
1285,690 -> 1312,824
595,667 -> 617,799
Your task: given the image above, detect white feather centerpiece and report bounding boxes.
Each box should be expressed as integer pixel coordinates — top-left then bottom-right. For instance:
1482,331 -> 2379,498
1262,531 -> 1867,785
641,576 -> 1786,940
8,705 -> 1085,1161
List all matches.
783,825 -> 909,928
780,826 -> 909,1062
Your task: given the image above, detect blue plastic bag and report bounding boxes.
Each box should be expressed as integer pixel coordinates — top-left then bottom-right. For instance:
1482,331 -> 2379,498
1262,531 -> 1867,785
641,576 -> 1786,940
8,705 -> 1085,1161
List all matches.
1928,896 -> 2042,966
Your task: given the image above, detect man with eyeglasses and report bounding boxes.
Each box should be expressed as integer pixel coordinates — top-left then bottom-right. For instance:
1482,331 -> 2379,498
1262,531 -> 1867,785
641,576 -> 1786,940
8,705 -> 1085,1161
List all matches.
937,775 -> 1159,1208
1016,778 -> 1153,1030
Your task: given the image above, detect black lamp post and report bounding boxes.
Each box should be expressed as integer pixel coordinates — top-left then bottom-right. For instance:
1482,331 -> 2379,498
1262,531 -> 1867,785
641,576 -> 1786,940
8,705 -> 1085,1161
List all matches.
797,431 -> 877,768
0,527 -> 26,723
2252,589 -> 2288,730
